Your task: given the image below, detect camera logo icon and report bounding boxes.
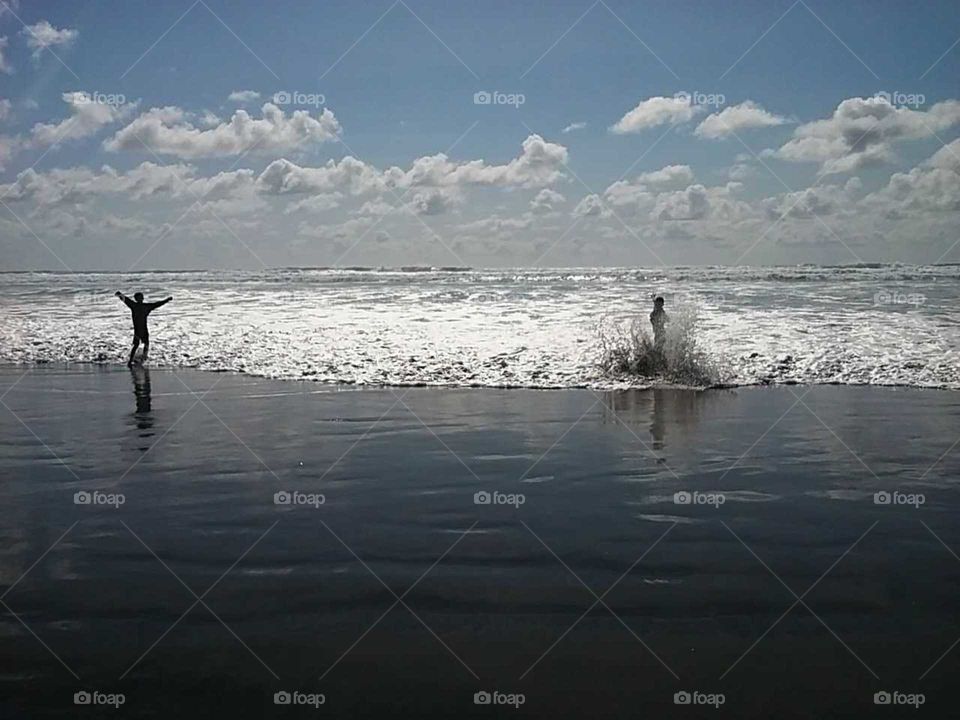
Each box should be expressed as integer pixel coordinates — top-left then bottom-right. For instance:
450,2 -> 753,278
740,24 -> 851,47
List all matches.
674,690 -> 691,704
474,691 -> 491,705
273,91 -> 291,105
274,491 -> 291,505
474,491 -> 491,505
74,691 -> 92,705
274,691 -> 292,705
874,691 -> 891,705
473,91 -> 491,105
674,491 -> 692,505
73,491 -> 91,505
874,491 -> 891,505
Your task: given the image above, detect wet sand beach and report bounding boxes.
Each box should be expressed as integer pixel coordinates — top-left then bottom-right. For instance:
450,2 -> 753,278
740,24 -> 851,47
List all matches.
1,366 -> 959,717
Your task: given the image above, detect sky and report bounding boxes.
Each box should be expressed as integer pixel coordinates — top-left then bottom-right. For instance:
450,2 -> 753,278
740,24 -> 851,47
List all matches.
0,0 -> 958,270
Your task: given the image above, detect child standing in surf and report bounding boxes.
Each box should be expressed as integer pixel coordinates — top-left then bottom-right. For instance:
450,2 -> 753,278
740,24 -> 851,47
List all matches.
650,296 -> 667,352
116,291 -> 172,366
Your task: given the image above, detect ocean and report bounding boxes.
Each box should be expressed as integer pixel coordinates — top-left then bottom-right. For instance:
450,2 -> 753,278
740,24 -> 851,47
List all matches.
1,264 -> 958,389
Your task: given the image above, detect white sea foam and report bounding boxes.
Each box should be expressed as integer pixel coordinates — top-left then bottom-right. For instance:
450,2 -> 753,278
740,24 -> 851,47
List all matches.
1,265 -> 958,389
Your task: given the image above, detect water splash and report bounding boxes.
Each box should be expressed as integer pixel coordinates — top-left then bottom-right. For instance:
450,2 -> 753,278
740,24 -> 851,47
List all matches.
597,303 -> 723,386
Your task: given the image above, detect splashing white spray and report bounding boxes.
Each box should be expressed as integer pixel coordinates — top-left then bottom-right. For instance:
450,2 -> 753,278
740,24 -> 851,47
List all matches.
597,301 -> 724,386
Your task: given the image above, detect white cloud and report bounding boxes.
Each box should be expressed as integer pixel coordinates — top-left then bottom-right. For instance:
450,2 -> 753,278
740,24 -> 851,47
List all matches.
763,185 -> 846,219
561,122 -> 586,134
394,134 -> 568,189
406,187 -> 460,215
105,103 -> 341,159
634,164 -> 694,189
0,162 -> 256,207
603,165 -> 694,212
610,96 -> 700,134
285,193 -> 344,214
530,188 -> 565,213
927,138 -> 960,173
572,193 -> 606,218
258,134 -> 568,198
863,139 -> 960,217
776,96 -> 960,173
0,98 -> 11,121
652,184 -> 711,220
257,156 -> 385,196
228,90 -> 260,103
22,20 -> 78,60
459,215 -> 533,234
30,91 -> 137,148
695,101 -> 787,139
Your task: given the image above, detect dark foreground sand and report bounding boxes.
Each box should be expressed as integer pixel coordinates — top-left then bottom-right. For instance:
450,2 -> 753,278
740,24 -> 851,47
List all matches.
1,366 -> 959,718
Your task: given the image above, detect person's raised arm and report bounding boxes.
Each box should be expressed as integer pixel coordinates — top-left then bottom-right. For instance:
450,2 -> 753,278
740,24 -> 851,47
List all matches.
116,291 -> 134,308
148,296 -> 173,310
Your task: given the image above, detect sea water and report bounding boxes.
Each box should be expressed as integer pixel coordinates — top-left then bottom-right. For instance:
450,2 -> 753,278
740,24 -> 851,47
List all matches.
0,264 -> 957,388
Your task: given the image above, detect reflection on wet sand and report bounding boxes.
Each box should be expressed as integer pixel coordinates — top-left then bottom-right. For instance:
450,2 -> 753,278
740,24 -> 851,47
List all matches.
129,366 -> 153,446
602,388 -> 725,450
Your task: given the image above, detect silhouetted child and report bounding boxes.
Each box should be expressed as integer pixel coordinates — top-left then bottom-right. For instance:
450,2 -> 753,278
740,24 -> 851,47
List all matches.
116,291 -> 172,366
650,296 -> 667,351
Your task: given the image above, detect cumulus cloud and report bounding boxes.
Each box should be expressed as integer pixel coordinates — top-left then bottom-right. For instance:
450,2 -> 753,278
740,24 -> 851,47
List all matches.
285,193 -> 344,214
405,187 -> 460,215
228,90 -> 260,103
863,139 -> 960,217
30,91 -> 137,147
530,188 -> 565,213
763,184 -> 847,219
22,20 -> 78,60
776,96 -> 960,174
459,215 -> 533,234
105,103 -> 341,159
695,101 -> 787,139
652,184 -> 711,220
257,156 -> 385,196
0,162 -> 255,207
611,96 -> 700,134
603,165 -> 694,211
258,134 -> 568,198
395,134 -> 568,189
572,193 -> 606,218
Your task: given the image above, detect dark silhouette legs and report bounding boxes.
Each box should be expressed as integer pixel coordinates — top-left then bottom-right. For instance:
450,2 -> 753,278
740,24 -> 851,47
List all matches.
128,337 -> 149,365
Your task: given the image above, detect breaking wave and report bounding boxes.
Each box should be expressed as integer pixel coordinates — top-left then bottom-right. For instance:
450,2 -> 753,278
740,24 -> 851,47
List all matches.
0,265 -> 958,389
598,303 -> 723,387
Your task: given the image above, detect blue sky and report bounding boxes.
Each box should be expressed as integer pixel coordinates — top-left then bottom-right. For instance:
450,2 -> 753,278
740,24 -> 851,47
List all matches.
1,0 -> 959,269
